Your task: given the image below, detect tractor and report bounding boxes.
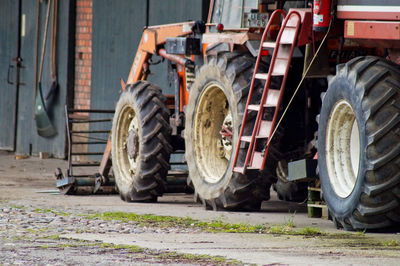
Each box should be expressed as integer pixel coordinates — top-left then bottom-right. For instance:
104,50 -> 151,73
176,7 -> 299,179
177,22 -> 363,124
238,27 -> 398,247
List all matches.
59,0 -> 400,231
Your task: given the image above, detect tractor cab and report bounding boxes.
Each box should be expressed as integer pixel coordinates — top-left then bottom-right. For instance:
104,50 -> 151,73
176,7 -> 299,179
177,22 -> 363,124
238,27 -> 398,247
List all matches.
208,0 -> 310,31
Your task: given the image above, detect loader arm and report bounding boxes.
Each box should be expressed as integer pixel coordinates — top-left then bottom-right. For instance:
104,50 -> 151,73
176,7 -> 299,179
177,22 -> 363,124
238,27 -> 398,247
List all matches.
99,22 -> 194,180
126,22 -> 194,84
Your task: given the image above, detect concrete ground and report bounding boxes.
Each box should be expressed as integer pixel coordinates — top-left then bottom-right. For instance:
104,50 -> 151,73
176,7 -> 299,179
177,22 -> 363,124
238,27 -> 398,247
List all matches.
1,150 -> 400,265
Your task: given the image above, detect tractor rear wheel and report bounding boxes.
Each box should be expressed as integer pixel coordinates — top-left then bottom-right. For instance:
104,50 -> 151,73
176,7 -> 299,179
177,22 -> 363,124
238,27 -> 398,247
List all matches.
111,81 -> 172,202
318,56 -> 400,230
185,52 -> 273,211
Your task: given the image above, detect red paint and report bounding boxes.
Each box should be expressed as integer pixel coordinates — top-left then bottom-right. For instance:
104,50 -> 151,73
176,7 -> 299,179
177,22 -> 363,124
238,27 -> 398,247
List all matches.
313,0 -> 331,31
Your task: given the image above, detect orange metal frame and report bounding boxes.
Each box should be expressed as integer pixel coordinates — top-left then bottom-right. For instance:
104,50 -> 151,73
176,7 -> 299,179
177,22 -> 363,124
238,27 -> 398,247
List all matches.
99,22 -> 194,178
126,22 -> 194,85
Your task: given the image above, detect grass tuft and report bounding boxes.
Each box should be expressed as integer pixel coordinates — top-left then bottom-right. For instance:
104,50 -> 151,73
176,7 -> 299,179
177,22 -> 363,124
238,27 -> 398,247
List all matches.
86,212 -> 269,233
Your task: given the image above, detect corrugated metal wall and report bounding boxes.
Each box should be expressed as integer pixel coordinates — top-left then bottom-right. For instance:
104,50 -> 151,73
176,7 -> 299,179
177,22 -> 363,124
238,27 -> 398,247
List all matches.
90,0 -> 210,111
89,0 -> 210,158
0,0 -> 19,151
0,0 -> 74,158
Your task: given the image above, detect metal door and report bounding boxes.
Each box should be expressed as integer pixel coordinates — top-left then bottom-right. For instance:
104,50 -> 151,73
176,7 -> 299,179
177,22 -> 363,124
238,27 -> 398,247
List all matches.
0,0 -> 21,150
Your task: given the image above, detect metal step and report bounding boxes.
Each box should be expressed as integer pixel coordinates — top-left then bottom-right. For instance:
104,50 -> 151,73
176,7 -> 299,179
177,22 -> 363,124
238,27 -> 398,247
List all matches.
258,120 -> 273,137
262,41 -> 276,49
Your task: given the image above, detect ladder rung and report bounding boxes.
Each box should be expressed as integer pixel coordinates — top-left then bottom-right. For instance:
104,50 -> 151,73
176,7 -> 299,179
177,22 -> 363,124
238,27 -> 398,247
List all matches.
265,89 -> 280,107
250,152 -> 264,169
255,71 -> 284,79
281,27 -> 297,44
284,25 -> 298,29
240,136 -> 252,142
248,89 -> 280,111
262,41 -> 276,49
248,104 -> 260,111
271,58 -> 288,76
276,45 -> 292,60
259,120 -> 272,137
233,167 -> 245,174
255,73 -> 268,80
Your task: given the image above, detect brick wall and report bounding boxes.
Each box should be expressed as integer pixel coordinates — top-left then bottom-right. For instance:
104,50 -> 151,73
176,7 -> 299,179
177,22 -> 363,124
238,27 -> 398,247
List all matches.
73,0 -> 93,162
74,0 -> 93,111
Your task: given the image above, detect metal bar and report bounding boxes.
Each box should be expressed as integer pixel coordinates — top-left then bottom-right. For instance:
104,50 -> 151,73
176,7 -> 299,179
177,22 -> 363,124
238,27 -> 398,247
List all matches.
70,174 -> 91,178
71,134 -> 108,142
72,141 -> 108,145
98,136 -> 112,180
65,105 -> 73,175
74,177 -> 115,187
67,109 -> 114,113
71,162 -> 101,167
68,118 -> 112,123
169,162 -> 187,165
159,49 -> 193,67
71,130 -> 110,133
71,152 -> 104,156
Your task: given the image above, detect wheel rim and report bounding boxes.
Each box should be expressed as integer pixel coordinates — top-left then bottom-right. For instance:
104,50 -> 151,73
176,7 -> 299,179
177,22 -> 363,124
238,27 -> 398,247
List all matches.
325,99 -> 360,198
194,82 -> 232,183
115,104 -> 140,179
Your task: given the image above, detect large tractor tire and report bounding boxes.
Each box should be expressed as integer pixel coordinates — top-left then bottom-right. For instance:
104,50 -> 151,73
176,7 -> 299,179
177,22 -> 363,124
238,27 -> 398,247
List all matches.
318,56 -> 400,230
112,81 -> 172,202
185,51 -> 273,211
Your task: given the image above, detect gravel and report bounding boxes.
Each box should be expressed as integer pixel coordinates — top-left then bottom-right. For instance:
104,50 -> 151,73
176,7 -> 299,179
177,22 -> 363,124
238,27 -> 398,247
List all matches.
0,204 -> 233,265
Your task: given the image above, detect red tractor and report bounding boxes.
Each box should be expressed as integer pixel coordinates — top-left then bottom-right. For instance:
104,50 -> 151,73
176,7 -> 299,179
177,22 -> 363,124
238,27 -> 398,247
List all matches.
59,0 -> 400,231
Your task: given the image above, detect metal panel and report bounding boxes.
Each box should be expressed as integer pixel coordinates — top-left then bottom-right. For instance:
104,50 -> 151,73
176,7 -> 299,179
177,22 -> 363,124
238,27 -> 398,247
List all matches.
91,0 -> 147,112
15,0 -> 73,158
91,0 -> 209,112
147,0 -> 209,92
338,0 -> 399,5
89,0 -> 209,158
89,0 -> 148,160
0,0 -> 19,150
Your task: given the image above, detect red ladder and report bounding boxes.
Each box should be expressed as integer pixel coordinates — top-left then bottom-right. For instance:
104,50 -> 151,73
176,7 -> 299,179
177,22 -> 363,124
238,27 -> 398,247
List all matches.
232,10 -> 302,174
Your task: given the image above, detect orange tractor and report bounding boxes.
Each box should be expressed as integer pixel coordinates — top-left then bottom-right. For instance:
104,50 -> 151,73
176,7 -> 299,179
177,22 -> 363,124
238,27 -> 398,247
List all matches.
59,0 -> 400,231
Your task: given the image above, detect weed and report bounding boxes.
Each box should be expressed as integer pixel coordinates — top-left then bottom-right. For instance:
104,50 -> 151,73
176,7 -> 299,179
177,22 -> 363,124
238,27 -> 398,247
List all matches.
33,208 -> 70,217
87,212 -> 269,233
382,240 -> 400,247
356,229 -> 366,236
10,205 -> 24,209
43,235 -> 60,240
158,251 -> 242,265
298,227 -> 324,236
284,211 -> 296,228
268,225 -> 325,236
268,225 -> 294,235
